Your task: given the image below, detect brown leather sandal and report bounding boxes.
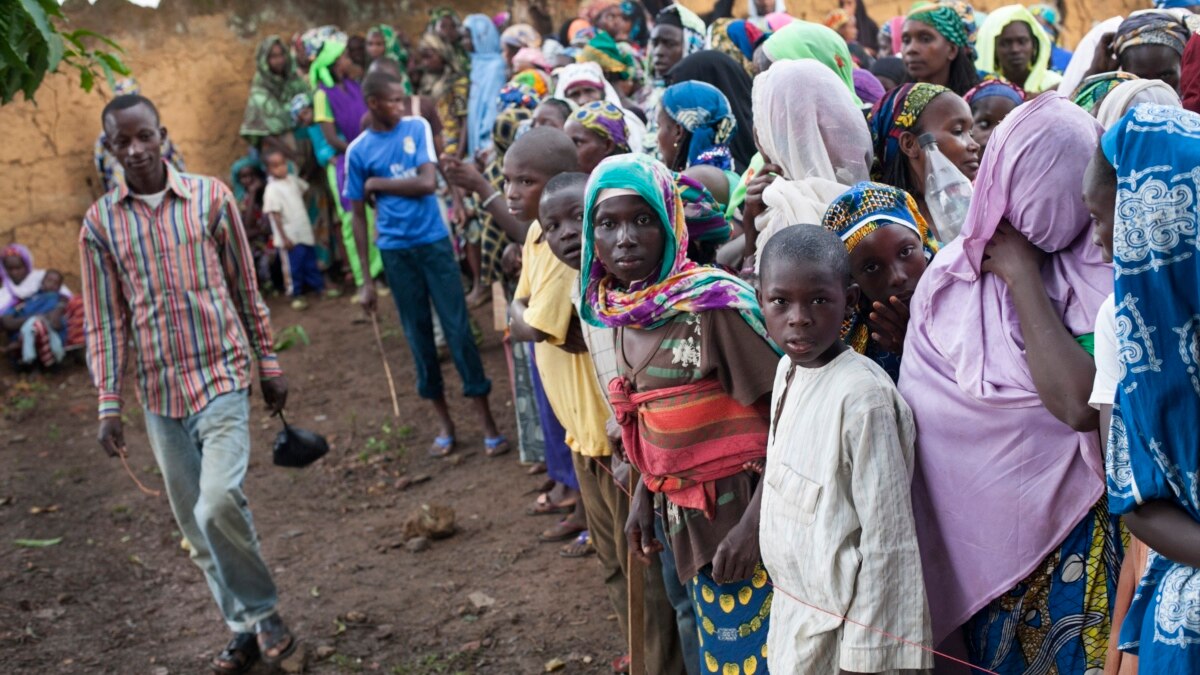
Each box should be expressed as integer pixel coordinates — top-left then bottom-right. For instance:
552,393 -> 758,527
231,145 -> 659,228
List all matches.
211,633 -> 259,674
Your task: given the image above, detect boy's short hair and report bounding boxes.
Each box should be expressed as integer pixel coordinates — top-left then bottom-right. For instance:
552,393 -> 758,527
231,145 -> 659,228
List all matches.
760,224 -> 851,285
541,172 -> 588,201
363,68 -> 403,100
101,94 -> 160,130
43,269 -> 63,280
368,56 -> 403,76
261,147 -> 287,163
507,127 -> 580,177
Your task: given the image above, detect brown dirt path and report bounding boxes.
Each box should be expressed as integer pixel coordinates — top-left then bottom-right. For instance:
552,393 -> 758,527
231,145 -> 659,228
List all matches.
0,294 -> 623,674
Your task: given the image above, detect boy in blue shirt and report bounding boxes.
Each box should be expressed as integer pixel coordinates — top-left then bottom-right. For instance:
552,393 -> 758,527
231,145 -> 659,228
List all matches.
345,68 -> 507,458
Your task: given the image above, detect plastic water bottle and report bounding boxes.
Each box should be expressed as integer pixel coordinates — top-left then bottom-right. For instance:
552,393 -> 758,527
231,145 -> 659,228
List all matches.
918,133 -> 973,242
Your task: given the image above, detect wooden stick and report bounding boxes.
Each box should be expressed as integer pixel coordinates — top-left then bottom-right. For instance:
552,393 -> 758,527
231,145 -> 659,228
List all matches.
627,467 -> 645,675
370,312 -> 402,419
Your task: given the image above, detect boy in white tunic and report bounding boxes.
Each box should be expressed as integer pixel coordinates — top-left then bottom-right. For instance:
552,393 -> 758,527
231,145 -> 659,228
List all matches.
757,226 -> 931,674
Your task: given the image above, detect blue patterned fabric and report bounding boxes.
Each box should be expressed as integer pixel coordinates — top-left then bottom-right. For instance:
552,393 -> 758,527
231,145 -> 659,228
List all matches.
1103,103 -> 1200,671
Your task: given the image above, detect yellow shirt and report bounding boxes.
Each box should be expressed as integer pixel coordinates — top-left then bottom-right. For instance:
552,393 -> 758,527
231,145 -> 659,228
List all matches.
515,222 -> 612,457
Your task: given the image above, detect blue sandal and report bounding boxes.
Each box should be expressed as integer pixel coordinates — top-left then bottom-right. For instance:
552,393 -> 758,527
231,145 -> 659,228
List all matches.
484,435 -> 510,457
429,435 -> 455,457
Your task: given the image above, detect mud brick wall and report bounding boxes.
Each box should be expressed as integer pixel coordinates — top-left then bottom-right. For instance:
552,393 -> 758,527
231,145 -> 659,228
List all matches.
1,0 -> 1144,286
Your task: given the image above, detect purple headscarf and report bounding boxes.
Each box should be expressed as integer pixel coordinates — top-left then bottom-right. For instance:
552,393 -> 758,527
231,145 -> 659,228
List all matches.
853,68 -> 886,105
897,92 -> 1110,642
1,244 -> 43,312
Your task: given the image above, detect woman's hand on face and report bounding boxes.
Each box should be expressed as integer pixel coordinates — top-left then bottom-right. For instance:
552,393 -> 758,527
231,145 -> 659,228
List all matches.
1090,32 -> 1119,75
743,163 -> 783,221
868,296 -> 911,355
981,220 -> 1045,285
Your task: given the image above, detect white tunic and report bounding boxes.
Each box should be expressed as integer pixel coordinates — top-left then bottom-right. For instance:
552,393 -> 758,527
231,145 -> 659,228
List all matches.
760,350 -> 932,673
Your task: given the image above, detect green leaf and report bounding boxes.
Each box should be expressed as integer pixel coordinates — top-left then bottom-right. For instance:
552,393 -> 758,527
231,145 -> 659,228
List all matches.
96,51 -> 129,78
78,66 -> 94,93
63,28 -> 125,54
17,0 -> 54,47
13,537 -> 62,548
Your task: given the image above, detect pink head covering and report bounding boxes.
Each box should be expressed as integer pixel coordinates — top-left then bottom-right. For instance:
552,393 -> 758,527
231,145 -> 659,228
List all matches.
886,16 -> 904,54
897,92 -> 1111,642
764,12 -> 794,31
512,46 -> 550,72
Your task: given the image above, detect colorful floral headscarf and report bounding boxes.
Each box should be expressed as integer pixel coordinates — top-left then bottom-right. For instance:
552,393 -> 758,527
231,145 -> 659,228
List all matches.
705,18 -> 761,76
580,153 -> 772,339
1028,4 -> 1062,43
497,82 -> 541,111
656,3 -> 707,56
581,30 -> 637,80
868,83 -> 951,181
1112,10 -> 1191,58
661,81 -> 736,171
288,92 -> 312,125
822,180 -> 938,354
572,100 -> 632,152
964,77 -> 1026,106
906,5 -> 970,50
501,23 -> 542,50
1071,71 -> 1139,114
300,25 -> 342,63
825,8 -> 852,32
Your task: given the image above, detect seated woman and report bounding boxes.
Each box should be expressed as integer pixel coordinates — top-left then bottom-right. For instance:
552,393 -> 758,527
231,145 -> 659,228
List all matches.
868,83 -> 981,240
1,246 -> 82,367
657,81 -> 739,210
963,78 -> 1026,155
743,59 -> 872,274
564,101 -> 634,173
899,92 -> 1118,674
901,4 -> 981,96
821,181 -> 939,381
973,5 -> 1062,94
580,153 -> 777,675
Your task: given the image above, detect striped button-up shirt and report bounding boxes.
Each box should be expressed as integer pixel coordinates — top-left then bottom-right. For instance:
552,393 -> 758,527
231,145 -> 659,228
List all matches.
80,163 -> 282,420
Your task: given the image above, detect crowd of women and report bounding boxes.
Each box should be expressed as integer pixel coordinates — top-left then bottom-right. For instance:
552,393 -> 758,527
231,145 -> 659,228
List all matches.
101,0 -> 1200,673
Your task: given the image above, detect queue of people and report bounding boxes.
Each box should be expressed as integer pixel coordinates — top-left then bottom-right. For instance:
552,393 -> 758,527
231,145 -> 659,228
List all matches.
58,1 -> 1200,673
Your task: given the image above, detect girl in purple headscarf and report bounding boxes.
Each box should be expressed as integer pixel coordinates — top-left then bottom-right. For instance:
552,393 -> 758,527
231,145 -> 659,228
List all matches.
898,92 -> 1119,673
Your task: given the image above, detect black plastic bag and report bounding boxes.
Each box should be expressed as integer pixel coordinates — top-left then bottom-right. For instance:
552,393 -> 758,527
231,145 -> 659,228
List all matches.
272,413 -> 329,468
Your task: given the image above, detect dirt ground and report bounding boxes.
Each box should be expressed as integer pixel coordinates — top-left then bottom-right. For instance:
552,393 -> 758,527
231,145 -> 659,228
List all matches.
0,293 -> 624,674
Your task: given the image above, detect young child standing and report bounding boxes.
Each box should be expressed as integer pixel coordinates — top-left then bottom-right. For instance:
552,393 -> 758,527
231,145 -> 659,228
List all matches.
524,169 -> 685,673
263,149 -> 324,310
758,225 -> 931,673
346,68 -> 506,457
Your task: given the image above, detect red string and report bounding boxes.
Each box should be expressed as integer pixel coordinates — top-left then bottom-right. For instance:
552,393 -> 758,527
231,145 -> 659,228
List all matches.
589,453 -> 997,675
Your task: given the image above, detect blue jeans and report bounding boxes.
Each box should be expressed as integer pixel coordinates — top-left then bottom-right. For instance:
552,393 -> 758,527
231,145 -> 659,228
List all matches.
657,514 -> 700,675
19,317 -> 63,365
144,390 -> 278,633
380,238 -> 491,400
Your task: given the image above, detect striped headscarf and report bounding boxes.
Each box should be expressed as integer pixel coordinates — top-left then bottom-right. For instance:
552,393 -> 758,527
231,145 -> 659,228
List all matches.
661,81 -> 737,171
581,30 -> 637,80
964,78 -> 1026,106
573,100 -> 632,152
580,153 -> 771,338
1112,11 -> 1191,57
868,83 -> 952,182
676,173 -> 731,245
822,181 -> 938,354
1071,71 -> 1139,114
906,4 -> 971,49
656,3 -> 707,56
